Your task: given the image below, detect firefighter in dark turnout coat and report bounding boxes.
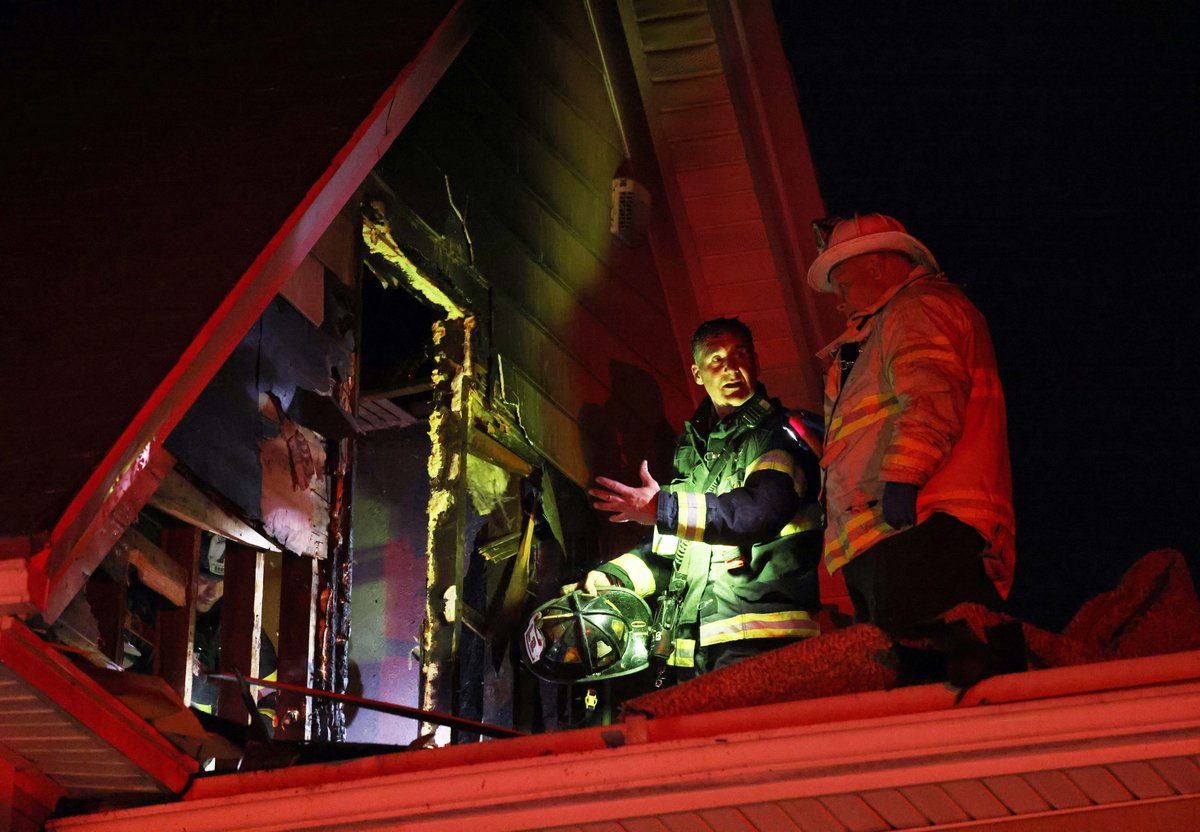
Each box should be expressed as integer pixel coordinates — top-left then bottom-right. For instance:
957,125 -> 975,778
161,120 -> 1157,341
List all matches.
580,319 -> 822,677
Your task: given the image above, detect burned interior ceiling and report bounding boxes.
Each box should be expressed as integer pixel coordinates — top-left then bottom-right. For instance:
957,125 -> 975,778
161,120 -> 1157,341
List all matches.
359,266 -> 439,415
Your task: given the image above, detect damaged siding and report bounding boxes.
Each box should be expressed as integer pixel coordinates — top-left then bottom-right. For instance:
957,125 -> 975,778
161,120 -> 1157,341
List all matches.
372,0 -> 693,487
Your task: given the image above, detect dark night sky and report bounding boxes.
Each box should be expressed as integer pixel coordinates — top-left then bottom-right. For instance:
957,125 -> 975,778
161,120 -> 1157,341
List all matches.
774,2 -> 1199,628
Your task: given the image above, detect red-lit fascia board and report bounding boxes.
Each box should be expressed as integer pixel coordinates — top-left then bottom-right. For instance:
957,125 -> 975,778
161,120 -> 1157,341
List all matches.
46,650 -> 1200,831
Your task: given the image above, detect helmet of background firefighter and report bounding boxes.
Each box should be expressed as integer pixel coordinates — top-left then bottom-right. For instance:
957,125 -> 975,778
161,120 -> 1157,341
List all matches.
195,533 -> 227,613
522,588 -> 652,683
807,213 -> 940,292
199,533 -> 226,578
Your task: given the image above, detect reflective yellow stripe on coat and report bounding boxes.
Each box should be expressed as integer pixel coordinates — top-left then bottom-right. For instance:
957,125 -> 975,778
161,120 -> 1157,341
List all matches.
612,552 -> 656,596
699,610 -> 818,645
675,492 -> 707,542
667,638 -> 696,667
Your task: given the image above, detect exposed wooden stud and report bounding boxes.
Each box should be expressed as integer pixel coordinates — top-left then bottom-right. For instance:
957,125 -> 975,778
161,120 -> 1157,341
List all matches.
216,545 -> 264,726
154,526 -> 201,705
149,470 -> 281,554
274,552 -> 317,742
420,315 -> 474,741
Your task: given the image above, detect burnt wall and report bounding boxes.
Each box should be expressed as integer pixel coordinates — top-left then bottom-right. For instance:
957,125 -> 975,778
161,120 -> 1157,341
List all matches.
370,0 -> 692,489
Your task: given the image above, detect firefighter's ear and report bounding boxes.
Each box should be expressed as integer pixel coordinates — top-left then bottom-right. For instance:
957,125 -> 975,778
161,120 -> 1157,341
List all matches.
691,364 -> 703,386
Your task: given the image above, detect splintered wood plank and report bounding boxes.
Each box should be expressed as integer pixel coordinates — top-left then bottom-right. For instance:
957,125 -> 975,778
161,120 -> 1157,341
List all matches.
84,569 -> 127,663
115,527 -> 188,606
42,443 -> 177,622
149,468 -> 280,553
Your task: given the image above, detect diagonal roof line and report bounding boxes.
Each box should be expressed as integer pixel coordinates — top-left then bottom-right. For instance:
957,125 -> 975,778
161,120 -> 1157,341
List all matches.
30,0 -> 492,622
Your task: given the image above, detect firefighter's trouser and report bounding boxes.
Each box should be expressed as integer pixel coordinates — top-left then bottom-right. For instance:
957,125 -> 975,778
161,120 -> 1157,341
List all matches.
841,512 -> 1003,637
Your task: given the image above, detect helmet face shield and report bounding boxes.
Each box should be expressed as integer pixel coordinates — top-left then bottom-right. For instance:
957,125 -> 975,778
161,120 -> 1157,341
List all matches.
523,588 -> 651,683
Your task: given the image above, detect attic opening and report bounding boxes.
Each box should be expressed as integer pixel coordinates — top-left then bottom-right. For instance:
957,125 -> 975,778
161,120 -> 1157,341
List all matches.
359,268 -> 438,422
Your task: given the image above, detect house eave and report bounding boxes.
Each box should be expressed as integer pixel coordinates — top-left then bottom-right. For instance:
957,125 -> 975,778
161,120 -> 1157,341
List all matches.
47,650 -> 1200,831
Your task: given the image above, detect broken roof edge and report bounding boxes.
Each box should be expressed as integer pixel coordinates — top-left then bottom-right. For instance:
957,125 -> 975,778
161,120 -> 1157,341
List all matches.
0,616 -> 198,794
47,649 -> 1200,831
23,0 -> 492,624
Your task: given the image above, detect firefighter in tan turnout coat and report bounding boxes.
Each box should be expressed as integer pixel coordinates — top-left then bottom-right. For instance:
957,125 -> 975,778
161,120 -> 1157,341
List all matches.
808,214 -> 1015,636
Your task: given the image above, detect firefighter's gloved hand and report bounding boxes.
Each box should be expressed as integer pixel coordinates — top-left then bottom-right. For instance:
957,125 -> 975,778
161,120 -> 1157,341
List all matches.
561,570 -> 615,596
882,481 -> 919,529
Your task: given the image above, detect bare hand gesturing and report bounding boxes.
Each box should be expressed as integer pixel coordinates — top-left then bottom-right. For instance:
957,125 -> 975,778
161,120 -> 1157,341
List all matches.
588,459 -> 660,525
